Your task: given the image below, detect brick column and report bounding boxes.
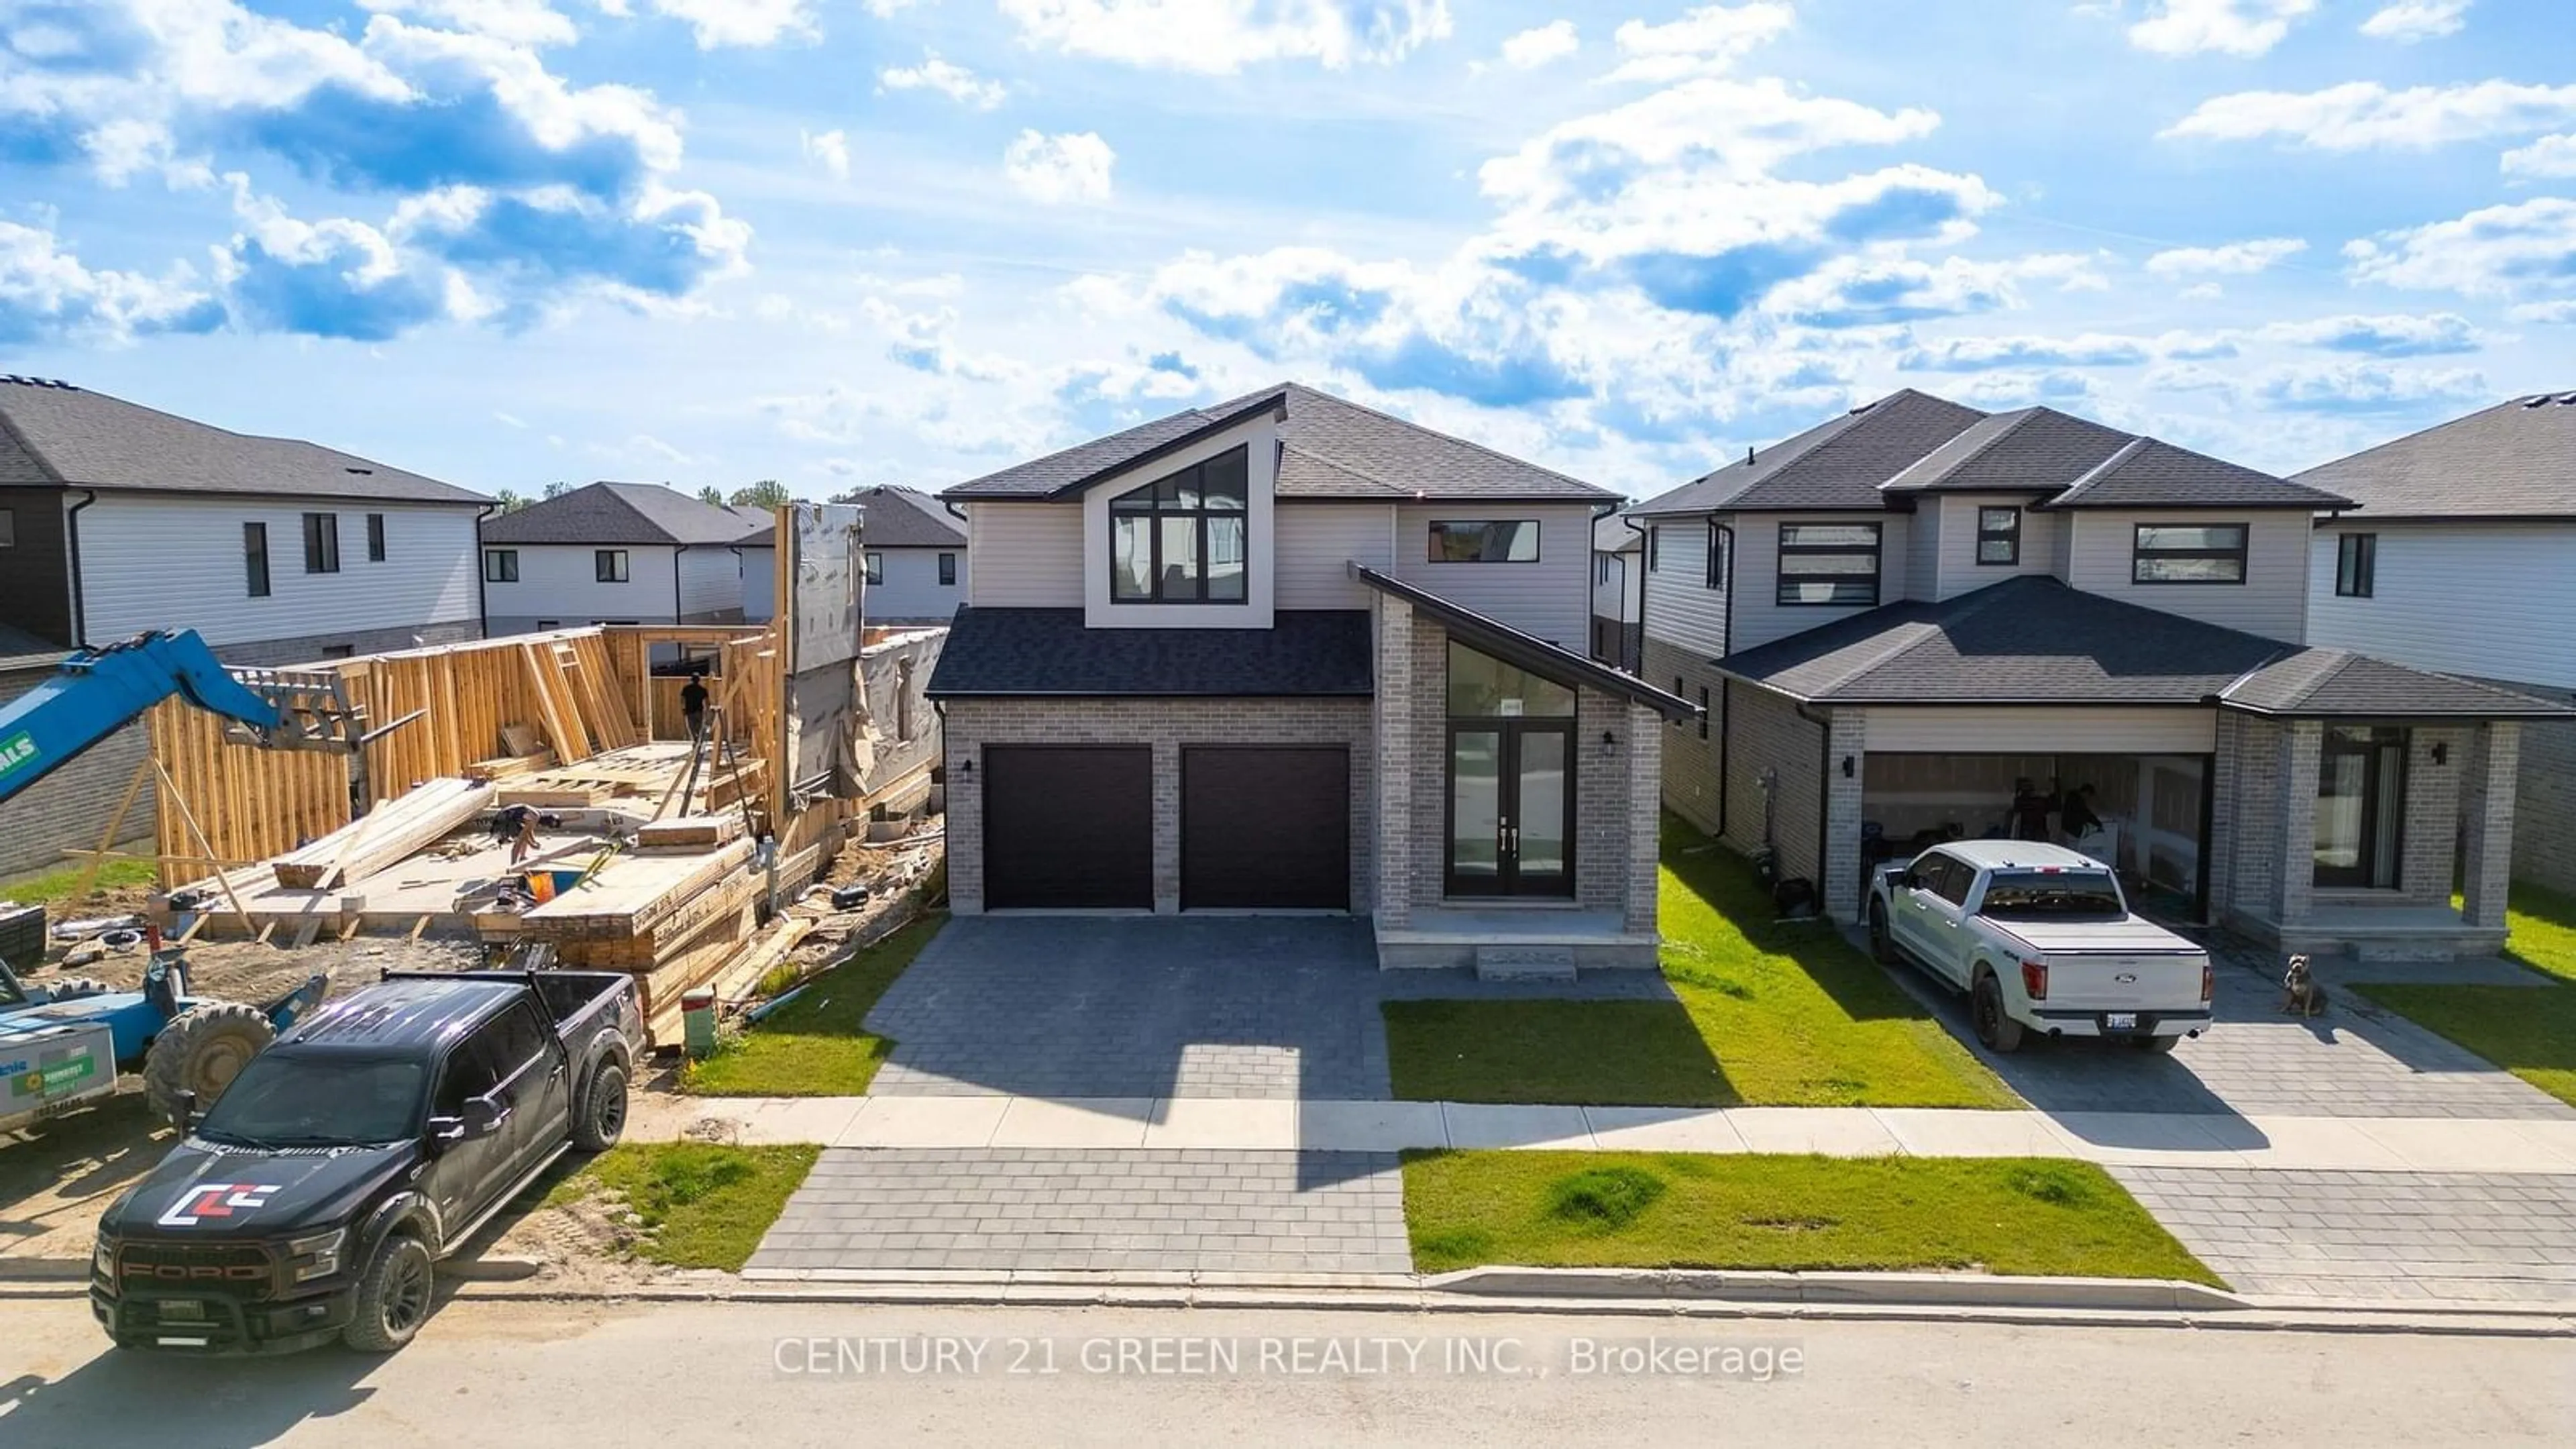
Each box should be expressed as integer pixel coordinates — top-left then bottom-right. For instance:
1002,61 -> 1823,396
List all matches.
1373,597 -> 1413,928
2400,728 -> 2465,905
2207,712 -> 2240,919
1822,709 -> 1868,923
2277,720 -> 2322,928
1626,701 -> 1661,935
2462,722 -> 2521,930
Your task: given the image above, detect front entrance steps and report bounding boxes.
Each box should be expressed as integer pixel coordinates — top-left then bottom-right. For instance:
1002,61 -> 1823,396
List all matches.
1374,906 -> 1657,972
2226,902 -> 2508,963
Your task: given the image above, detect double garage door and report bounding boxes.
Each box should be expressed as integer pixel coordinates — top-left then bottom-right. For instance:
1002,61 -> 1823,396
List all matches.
981,745 -> 1348,911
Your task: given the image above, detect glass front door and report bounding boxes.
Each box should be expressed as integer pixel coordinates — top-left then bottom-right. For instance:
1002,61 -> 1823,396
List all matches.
2315,726 -> 2407,890
1446,721 -> 1576,898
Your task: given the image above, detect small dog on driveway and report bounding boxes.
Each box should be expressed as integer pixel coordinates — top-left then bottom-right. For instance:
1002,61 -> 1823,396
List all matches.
2281,954 -> 2330,1018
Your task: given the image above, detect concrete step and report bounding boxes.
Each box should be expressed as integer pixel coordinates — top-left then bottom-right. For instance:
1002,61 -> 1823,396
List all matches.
1474,945 -> 1578,983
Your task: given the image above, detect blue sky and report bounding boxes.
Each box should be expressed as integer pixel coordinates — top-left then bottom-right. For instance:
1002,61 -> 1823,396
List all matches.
3,0 -> 2573,500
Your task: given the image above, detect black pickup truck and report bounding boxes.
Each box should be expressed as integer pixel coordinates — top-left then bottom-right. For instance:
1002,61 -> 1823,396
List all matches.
89,969 -> 640,1354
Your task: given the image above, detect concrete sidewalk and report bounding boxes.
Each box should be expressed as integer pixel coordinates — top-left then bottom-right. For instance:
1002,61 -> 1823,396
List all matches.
630,1093 -> 2576,1174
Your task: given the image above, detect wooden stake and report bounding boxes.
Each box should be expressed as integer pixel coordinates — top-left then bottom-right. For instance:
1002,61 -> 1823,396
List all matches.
74,756 -> 154,902
150,758 -> 256,936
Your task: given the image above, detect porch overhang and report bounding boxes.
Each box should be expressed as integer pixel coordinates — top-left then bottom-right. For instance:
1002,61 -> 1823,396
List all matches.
1347,563 -> 1696,722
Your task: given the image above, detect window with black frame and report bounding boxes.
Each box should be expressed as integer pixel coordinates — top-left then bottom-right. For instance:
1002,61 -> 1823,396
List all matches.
1976,506 -> 2021,566
1110,445 -> 1248,603
2334,533 -> 2376,597
1428,521 -> 1539,563
2133,523 -> 2247,584
1776,522 -> 1880,606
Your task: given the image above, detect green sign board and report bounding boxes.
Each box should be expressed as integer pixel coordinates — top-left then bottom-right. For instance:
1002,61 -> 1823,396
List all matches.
0,730 -> 36,782
7,1054 -> 98,1099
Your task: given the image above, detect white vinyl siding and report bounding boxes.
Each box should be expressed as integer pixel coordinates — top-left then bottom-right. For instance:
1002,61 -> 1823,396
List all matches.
481,542 -> 679,633
1862,706 -> 2218,754
1391,503 -> 1593,647
1590,547 -> 1641,624
964,502 -> 1083,607
1275,502 -> 1394,608
1640,521 -> 1727,655
676,546 -> 745,621
1904,501 -> 1941,601
79,494 -> 480,648
2308,521 -> 2576,692
743,543 -> 777,622
863,546 -> 965,622
2064,510 -> 2308,644
1727,511 -> 1912,653
1934,494 -> 2064,598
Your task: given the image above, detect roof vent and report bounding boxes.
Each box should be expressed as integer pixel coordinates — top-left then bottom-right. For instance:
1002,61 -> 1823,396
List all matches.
2559,393 -> 2576,405
344,466 -> 374,475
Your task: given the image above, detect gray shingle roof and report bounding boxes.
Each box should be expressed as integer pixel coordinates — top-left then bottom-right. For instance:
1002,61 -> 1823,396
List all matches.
926,607 -> 1372,697
2049,437 -> 2353,511
1594,513 -> 1643,552
943,382 -> 1613,504
478,482 -> 767,546
1715,574 -> 2571,718
1884,407 -> 2135,493
2292,391 -> 2576,519
0,375 -> 484,505
1633,390 -> 1987,515
845,486 -> 967,548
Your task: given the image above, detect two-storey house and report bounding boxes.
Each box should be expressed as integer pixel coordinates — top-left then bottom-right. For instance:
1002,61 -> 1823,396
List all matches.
1629,390 -> 2569,960
479,482 -> 774,637
927,384 -> 1691,968
2297,390 -> 2576,894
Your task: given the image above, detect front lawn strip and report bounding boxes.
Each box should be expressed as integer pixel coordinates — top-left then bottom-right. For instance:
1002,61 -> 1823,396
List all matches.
679,915 -> 945,1097
543,1142 -> 818,1271
2350,882 -> 2576,1110
1382,815 -> 2016,1108
1401,1149 -> 2220,1285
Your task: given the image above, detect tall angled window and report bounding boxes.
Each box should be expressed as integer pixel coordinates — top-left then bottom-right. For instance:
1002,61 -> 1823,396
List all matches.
1109,445 -> 1248,603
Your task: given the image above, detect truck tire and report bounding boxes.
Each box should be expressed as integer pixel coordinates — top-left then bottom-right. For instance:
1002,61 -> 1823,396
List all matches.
144,1002 -> 276,1123
343,1232 -> 435,1353
572,1061 -> 628,1151
1971,971 -> 2025,1055
1868,903 -> 1899,966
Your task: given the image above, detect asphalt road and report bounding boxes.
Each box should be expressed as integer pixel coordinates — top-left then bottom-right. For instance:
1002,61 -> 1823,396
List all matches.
5,1295 -> 2573,1446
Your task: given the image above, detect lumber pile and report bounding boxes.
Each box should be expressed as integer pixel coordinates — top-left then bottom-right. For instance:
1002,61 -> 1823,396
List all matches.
272,779 -> 493,891
464,749 -> 554,782
635,814 -> 747,851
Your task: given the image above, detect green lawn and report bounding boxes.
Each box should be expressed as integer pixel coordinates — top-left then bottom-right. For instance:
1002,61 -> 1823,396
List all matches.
1381,816 -> 2016,1108
678,916 -> 944,1096
1402,1150 -> 2221,1285
543,1142 -> 818,1271
2351,881 -> 2576,1108
0,857 -> 156,908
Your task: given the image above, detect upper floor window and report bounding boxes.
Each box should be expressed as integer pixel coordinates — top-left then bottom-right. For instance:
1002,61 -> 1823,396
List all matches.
302,513 -> 339,574
1110,445 -> 1248,604
1976,506 -> 2021,566
595,549 -> 629,583
1646,526 -> 1660,572
366,513 -> 386,562
865,551 -> 885,586
1595,555 -> 1613,585
2133,523 -> 2246,585
245,523 -> 271,598
1777,523 -> 1881,607
484,549 -> 519,583
1428,520 -> 1539,563
1706,523 -> 1729,590
938,551 -> 957,586
0,508 -> 14,547
2334,533 -> 2377,598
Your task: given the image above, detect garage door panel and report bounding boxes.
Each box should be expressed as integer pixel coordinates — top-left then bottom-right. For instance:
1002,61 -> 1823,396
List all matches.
984,745 -> 1152,910
1182,746 -> 1349,910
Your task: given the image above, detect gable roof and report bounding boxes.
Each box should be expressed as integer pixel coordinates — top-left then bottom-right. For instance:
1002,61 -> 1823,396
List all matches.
926,607 -> 1373,698
1631,392 -> 2352,518
843,485 -> 967,547
1350,564 -> 1695,720
0,375 -> 484,506
478,482 -> 767,546
1595,513 -> 1644,553
1714,574 -> 2569,719
2293,391 -> 2576,520
942,382 -> 1613,504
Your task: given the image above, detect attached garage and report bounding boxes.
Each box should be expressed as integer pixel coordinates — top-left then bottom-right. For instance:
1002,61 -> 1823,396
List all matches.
981,745 -> 1152,909
1181,745 -> 1350,910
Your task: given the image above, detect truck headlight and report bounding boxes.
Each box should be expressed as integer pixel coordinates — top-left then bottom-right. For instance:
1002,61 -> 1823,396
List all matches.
287,1228 -> 346,1283
93,1236 -> 113,1281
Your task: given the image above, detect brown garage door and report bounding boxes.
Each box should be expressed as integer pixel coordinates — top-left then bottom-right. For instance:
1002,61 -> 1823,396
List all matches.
1181,746 -> 1350,910
983,745 -> 1152,910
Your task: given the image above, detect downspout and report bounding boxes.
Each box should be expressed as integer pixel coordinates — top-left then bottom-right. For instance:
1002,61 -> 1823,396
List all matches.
729,545 -> 743,623
672,544 -> 687,625
474,501 -> 501,639
64,488 -> 96,647
1715,521 -> 1736,838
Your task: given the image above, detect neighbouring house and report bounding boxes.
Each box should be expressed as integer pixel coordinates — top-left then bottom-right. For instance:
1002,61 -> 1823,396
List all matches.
1591,511 -> 1643,671
478,482 -> 774,637
1628,390 -> 2571,960
0,374 -> 489,880
843,484 -> 967,623
926,383 -> 1691,968
2296,390 -> 2576,896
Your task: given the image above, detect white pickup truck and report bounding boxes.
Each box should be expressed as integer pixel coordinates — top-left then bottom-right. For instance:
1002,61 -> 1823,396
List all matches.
1866,840 -> 2212,1055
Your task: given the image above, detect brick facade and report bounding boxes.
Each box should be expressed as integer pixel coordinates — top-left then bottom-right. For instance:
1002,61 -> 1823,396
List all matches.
2512,717 -> 2576,894
1642,635 -> 1725,833
2463,723 -> 2520,930
1821,708 -> 1867,921
1719,682 -> 1823,888
941,696 -> 1374,916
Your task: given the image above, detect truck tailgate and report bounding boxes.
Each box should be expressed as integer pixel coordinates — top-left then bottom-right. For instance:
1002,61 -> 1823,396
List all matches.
2028,951 -> 2206,1011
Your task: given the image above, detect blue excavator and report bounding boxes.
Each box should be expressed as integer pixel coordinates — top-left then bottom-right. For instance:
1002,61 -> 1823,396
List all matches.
0,631 -> 368,1130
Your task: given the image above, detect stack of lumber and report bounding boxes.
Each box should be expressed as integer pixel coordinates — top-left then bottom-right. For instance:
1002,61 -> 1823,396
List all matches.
270,779 -> 494,891
634,814 -> 747,851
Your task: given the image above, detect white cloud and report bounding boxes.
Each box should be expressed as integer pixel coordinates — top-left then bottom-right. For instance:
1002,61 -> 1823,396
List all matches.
2345,197 -> 2576,298
2359,1 -> 2470,43
802,127 -> 850,180
622,0 -> 816,49
1898,333 -> 2153,370
2144,236 -> 2306,275
2179,281 -> 2226,300
0,217 -> 221,343
1004,129 -> 1116,204
2259,312 -> 2485,355
2508,299 -> 2576,324
357,0 -> 578,46
1498,19 -> 1578,70
2251,361 -> 2487,413
2502,133 -> 2576,178
1607,2 -> 1794,84
996,0 -> 1453,72
878,53 -> 1008,109
2127,0 -> 2316,57
2164,80 -> 2576,150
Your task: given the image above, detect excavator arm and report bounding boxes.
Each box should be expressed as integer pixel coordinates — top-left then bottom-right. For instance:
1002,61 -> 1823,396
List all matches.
0,631 -> 364,806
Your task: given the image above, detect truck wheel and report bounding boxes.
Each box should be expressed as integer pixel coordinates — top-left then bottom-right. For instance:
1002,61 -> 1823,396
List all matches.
1868,903 -> 1899,966
1972,971 -> 2025,1055
2132,1034 -> 2181,1055
343,1232 -> 435,1353
144,1002 -> 276,1124
572,1062 -> 629,1151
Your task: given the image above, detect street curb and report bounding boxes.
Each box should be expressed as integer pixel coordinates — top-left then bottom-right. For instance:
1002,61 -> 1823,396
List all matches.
1421,1266 -> 2247,1313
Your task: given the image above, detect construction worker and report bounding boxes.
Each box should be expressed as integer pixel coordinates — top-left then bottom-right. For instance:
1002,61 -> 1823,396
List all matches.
681,669 -> 710,748
492,804 -> 540,867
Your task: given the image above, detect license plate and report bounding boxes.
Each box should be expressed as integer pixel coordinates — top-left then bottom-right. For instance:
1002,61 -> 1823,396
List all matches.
158,1299 -> 206,1321
2104,1013 -> 2139,1031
